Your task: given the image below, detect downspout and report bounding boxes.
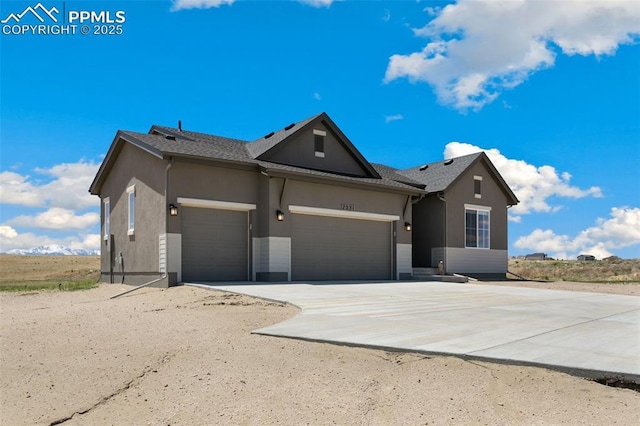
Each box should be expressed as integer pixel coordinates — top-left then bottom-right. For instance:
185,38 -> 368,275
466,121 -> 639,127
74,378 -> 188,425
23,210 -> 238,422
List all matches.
279,178 -> 288,209
110,274 -> 167,299
164,157 -> 173,285
437,192 -> 447,274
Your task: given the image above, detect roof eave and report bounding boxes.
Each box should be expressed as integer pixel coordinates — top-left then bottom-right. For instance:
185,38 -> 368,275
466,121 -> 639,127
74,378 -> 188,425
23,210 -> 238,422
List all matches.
262,166 -> 425,196
89,131 -> 164,195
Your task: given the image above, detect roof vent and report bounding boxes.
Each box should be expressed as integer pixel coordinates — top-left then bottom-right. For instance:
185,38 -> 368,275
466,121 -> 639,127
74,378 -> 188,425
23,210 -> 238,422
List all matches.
264,132 -> 275,139
284,123 -> 295,131
419,164 -> 429,171
444,159 -> 454,165
165,135 -> 176,140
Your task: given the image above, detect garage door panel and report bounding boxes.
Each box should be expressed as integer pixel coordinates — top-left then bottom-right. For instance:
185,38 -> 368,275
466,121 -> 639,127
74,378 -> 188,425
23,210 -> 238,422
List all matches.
292,215 -> 391,281
182,207 -> 247,281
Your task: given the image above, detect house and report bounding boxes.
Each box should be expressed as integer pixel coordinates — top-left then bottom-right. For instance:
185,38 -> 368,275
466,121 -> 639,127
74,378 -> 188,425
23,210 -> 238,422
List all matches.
399,152 -> 518,279
577,254 -> 596,261
525,253 -> 548,261
89,112 -> 518,286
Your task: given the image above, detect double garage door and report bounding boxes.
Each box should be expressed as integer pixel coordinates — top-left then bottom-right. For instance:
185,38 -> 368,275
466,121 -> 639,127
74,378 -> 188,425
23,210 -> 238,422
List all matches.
291,215 -> 392,281
181,207 -> 248,282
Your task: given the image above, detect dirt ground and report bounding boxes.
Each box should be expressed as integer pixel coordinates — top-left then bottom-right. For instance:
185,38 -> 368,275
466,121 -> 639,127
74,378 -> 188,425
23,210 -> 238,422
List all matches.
1,284 -> 639,425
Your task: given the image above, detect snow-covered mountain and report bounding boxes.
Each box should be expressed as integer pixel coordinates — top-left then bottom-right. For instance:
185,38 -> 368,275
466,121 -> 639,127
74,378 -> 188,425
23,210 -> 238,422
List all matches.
5,244 -> 100,256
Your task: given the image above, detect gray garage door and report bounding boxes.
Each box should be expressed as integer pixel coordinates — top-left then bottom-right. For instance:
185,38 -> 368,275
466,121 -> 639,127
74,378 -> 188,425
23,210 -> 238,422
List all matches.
182,207 -> 248,281
291,215 -> 392,281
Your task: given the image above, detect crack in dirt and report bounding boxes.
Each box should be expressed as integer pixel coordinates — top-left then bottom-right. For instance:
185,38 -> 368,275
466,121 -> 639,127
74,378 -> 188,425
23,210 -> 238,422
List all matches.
48,353 -> 172,425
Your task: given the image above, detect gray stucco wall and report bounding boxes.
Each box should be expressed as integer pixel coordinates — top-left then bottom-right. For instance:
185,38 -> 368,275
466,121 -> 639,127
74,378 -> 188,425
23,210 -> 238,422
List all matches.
99,143 -> 166,285
262,122 -> 371,177
273,178 -> 412,244
166,159 -> 259,235
444,161 -> 509,250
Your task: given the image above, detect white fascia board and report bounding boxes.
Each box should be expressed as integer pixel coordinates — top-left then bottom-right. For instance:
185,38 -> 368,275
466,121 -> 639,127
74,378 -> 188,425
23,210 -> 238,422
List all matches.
289,205 -> 399,222
177,197 -> 256,211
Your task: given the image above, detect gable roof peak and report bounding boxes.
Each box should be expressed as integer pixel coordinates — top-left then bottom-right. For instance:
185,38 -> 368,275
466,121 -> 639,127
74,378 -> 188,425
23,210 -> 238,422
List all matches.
399,151 -> 517,205
247,112 -> 324,158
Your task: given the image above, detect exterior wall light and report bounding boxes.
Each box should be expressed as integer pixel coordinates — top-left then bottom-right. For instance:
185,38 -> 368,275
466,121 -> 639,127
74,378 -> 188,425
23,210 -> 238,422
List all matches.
276,210 -> 285,221
404,222 -> 412,231
169,204 -> 178,216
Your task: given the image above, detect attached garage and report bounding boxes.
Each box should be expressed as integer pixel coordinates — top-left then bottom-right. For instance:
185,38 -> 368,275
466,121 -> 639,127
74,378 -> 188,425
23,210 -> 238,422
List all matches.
290,207 -> 395,281
181,205 -> 249,282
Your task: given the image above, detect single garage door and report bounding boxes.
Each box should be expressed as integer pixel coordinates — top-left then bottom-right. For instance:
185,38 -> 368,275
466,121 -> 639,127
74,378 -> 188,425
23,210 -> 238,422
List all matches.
181,207 -> 248,281
291,214 -> 392,281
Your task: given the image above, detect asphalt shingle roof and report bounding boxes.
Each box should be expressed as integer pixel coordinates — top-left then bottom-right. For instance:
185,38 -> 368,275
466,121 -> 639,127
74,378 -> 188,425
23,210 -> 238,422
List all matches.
398,152 -> 483,193
115,127 -> 423,193
247,113 -> 321,158
96,116 -> 513,201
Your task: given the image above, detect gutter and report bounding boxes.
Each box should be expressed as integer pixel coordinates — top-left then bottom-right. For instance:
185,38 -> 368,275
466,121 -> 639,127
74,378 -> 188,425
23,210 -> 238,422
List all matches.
437,192 -> 447,274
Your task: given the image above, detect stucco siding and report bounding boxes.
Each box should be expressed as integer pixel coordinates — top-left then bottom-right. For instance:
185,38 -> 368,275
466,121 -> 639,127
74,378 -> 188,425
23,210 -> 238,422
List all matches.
167,160 -> 259,235
99,143 -> 165,284
444,161 -> 509,250
261,122 -> 370,177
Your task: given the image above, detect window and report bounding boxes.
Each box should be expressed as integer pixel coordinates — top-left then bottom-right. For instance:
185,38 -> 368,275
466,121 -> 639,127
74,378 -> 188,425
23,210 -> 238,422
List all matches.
127,185 -> 135,235
474,176 -> 482,199
103,198 -> 110,240
465,205 -> 490,249
313,129 -> 326,158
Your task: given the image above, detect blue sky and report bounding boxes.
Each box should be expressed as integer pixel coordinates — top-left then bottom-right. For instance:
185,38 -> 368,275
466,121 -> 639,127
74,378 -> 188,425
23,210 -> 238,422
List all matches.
1,0 -> 639,259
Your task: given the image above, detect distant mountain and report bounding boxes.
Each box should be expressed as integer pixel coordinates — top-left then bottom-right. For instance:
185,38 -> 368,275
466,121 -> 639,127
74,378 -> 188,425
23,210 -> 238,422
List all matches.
5,244 -> 100,256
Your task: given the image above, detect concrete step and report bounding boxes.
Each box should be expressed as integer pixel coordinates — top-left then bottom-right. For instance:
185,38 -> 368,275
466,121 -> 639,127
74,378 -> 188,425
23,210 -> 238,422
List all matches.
413,275 -> 468,283
413,267 -> 439,275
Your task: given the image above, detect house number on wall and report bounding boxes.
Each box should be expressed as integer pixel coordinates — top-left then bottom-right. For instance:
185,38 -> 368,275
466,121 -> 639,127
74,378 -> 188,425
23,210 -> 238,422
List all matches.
340,203 -> 355,211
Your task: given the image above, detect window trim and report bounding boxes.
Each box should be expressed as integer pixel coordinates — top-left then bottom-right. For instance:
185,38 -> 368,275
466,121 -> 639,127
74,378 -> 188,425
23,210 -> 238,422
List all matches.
313,129 -> 326,158
464,204 -> 490,249
103,197 -> 110,240
127,185 -> 135,235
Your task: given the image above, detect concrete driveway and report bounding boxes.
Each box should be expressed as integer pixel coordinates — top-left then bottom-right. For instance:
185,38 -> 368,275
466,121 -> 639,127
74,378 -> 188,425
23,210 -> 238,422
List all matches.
191,281 -> 640,381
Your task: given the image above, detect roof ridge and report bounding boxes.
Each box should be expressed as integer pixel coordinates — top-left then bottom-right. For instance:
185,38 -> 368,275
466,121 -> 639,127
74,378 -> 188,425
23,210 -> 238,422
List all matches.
150,125 -> 250,144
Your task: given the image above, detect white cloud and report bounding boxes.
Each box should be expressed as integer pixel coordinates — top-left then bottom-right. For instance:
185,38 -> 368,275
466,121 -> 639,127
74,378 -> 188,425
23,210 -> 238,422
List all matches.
68,234 -> 101,252
385,0 -> 640,110
0,225 -> 100,253
313,92 -> 322,100
515,207 -> 640,259
0,171 -> 42,206
0,225 -> 18,239
0,159 -> 101,251
444,142 -> 602,220
8,208 -> 99,230
171,0 -> 234,11
297,0 -> 335,8
385,114 -> 404,123
0,160 -> 99,210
